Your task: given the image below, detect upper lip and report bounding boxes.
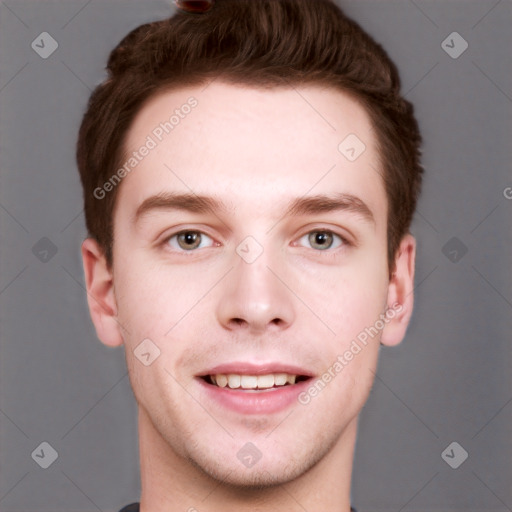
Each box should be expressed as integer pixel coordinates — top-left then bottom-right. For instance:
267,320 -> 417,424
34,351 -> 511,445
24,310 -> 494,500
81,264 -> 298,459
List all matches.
198,362 -> 314,377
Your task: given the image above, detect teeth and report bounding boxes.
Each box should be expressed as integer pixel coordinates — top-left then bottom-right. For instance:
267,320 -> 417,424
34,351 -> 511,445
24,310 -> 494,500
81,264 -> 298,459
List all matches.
227,374 -> 241,389
241,375 -> 258,389
216,374 -> 228,388
274,373 -> 287,386
257,374 -> 274,389
209,373 -> 301,390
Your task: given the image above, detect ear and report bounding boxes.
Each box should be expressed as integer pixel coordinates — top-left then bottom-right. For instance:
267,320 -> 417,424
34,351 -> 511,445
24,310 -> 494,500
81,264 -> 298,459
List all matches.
380,234 -> 416,347
81,238 -> 124,347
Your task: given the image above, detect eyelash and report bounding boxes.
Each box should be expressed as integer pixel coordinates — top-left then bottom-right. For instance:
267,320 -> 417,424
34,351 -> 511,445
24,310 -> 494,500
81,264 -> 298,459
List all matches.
296,230 -> 347,251
164,230 -> 217,252
162,229 -> 350,253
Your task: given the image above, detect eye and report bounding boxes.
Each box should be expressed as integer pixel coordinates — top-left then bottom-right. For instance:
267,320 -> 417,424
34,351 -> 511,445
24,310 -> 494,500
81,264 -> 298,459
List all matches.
298,230 -> 344,251
167,230 -> 215,251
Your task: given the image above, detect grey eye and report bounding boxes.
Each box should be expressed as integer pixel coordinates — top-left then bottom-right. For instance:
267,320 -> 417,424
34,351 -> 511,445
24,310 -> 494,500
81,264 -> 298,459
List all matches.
298,231 -> 343,251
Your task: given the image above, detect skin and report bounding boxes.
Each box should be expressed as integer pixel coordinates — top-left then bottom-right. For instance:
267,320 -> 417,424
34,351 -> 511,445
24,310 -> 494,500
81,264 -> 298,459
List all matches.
82,82 -> 416,512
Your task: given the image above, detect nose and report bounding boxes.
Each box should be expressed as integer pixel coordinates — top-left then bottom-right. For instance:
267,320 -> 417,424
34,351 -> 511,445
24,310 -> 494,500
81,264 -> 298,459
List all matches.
216,249 -> 295,334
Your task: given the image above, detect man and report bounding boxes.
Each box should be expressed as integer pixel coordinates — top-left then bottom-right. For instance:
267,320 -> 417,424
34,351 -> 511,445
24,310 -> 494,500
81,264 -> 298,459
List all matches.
77,0 -> 422,510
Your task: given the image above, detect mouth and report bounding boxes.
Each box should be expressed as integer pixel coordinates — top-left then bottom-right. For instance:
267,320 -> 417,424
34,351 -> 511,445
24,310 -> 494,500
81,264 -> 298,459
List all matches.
196,363 -> 314,414
200,372 -> 311,392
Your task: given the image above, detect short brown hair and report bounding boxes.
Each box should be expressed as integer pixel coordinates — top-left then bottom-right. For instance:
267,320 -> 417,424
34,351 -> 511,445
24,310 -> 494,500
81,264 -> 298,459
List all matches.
77,0 -> 422,273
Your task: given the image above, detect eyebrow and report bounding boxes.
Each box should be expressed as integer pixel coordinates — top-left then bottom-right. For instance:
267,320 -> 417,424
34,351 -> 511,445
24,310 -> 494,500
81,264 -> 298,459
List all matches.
134,191 -> 374,225
285,193 -> 375,224
134,192 -> 227,223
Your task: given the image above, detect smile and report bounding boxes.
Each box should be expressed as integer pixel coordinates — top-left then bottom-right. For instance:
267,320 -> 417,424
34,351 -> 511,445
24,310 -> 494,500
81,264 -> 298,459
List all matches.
204,373 -> 309,391
197,364 -> 313,414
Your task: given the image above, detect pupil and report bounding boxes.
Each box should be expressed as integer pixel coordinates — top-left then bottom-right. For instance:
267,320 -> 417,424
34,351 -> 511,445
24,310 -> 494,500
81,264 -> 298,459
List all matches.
310,231 -> 332,249
179,231 -> 200,249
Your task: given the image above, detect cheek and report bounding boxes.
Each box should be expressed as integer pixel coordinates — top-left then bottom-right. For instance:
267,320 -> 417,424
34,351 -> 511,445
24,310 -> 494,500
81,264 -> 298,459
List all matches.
112,253 -> 218,344
292,255 -> 388,343
113,257 -> 172,339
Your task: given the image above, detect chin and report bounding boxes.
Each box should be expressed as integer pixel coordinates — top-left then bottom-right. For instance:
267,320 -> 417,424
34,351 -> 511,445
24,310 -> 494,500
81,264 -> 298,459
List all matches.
191,456 -> 310,489
184,434 -> 333,490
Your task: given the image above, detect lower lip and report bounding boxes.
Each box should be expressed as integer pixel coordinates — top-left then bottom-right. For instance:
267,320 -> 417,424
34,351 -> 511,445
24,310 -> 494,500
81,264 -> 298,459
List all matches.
196,377 -> 311,415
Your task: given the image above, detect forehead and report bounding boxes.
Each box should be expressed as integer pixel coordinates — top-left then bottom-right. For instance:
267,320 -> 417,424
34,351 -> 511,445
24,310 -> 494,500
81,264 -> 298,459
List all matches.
119,82 -> 385,222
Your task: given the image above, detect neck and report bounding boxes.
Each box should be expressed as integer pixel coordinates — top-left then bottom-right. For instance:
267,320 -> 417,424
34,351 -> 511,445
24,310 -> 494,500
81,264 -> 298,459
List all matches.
138,407 -> 357,512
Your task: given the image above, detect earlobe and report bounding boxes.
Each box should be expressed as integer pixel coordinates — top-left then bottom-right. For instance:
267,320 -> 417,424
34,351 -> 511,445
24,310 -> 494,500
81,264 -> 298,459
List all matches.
380,234 -> 416,347
81,238 -> 124,347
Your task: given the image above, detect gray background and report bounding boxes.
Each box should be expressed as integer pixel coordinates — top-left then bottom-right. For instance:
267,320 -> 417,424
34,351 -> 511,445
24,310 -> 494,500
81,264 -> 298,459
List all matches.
0,1 -> 511,511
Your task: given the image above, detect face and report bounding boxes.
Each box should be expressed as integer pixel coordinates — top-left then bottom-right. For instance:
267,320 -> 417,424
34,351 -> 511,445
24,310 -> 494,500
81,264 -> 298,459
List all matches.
83,82 -> 415,487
